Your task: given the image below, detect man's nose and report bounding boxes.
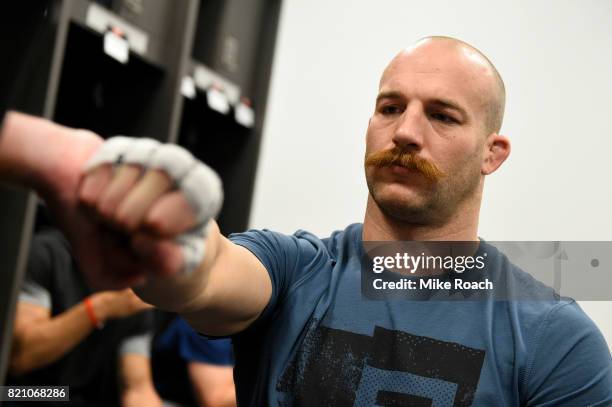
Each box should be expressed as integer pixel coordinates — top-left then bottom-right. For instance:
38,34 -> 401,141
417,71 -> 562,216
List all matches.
392,106 -> 426,151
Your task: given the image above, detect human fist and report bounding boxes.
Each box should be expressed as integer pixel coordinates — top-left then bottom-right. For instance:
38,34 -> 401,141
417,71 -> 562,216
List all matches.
78,137 -> 223,283
0,115 -> 221,288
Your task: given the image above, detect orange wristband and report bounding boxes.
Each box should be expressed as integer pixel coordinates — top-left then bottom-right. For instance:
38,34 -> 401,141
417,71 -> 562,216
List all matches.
84,297 -> 104,329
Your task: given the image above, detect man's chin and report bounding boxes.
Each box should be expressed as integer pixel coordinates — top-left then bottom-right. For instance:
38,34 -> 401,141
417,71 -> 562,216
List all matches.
373,182 -> 429,204
372,191 -> 432,221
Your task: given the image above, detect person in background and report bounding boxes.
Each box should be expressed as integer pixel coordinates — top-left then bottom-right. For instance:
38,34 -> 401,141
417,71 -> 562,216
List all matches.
153,316 -> 236,407
8,228 -> 161,407
1,4 -> 160,405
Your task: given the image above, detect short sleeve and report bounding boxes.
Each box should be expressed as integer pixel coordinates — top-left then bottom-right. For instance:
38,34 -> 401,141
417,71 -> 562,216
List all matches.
19,280 -> 51,308
119,333 -> 152,357
524,300 -> 612,406
119,310 -> 155,344
177,318 -> 233,365
19,231 -> 63,308
228,229 -> 327,326
156,317 -> 234,365
181,336 -> 233,366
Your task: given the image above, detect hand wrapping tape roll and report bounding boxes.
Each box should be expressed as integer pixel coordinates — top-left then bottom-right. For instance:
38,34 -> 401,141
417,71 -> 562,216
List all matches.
83,136 -> 224,275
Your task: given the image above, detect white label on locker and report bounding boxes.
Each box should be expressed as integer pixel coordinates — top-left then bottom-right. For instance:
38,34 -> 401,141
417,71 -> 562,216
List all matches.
235,103 -> 255,128
194,65 -> 241,105
181,76 -> 196,99
206,88 -> 230,114
87,3 -> 148,55
104,31 -> 129,64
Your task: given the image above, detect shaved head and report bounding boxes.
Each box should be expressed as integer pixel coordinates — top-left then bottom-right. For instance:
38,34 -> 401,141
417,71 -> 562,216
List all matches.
365,35 -> 512,227
382,36 -> 506,134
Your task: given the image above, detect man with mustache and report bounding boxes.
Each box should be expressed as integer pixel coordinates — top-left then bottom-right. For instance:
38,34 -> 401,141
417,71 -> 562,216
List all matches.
1,36 -> 610,405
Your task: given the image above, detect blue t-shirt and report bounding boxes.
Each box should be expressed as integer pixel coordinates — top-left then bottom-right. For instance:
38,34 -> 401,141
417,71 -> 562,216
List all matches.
156,317 -> 234,366
229,223 -> 611,406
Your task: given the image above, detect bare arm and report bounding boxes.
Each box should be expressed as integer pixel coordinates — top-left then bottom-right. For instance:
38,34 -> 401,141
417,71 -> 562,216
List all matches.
119,354 -> 162,407
0,113 -> 271,336
10,290 -> 151,375
188,362 -> 236,407
10,298 -> 101,375
134,220 -> 272,336
0,111 -> 101,196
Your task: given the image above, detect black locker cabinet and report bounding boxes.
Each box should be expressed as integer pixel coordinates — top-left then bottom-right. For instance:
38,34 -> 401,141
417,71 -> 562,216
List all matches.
54,0 -> 198,141
0,0 -> 283,385
180,0 -> 283,235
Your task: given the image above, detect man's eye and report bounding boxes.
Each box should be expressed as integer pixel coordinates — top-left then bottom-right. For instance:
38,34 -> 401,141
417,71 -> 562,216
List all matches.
380,105 -> 402,115
430,112 -> 458,124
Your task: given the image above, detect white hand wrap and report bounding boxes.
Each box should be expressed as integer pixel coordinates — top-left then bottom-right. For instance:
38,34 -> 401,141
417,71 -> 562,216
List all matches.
84,136 -> 224,275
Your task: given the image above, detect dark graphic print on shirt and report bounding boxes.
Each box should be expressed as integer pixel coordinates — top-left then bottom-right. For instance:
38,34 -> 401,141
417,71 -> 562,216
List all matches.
278,322 -> 486,406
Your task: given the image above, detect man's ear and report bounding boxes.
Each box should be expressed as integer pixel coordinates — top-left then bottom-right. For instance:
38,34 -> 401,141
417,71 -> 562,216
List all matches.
482,133 -> 511,175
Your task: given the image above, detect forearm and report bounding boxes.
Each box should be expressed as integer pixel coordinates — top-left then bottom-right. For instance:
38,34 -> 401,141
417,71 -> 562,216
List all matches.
0,112 -> 60,192
193,381 -> 237,407
0,111 -> 101,199
122,385 -> 162,407
120,354 -> 162,407
194,388 -> 236,407
188,363 -> 236,407
10,301 -> 100,375
135,219 -> 270,336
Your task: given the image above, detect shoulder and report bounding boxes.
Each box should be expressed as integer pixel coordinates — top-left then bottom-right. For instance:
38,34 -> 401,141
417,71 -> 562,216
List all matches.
29,228 -> 71,259
483,243 -> 611,399
482,241 -> 561,303
321,223 -> 363,260
525,299 -> 604,347
26,229 -> 72,278
521,300 -> 612,402
482,241 -> 604,349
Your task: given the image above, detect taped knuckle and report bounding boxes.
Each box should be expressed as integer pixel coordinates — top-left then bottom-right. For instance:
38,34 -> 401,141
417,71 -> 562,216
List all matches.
150,144 -> 196,181
172,163 -> 222,275
122,138 -> 161,167
84,137 -> 223,276
83,136 -> 134,172
176,226 -> 208,275
180,163 -> 224,224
